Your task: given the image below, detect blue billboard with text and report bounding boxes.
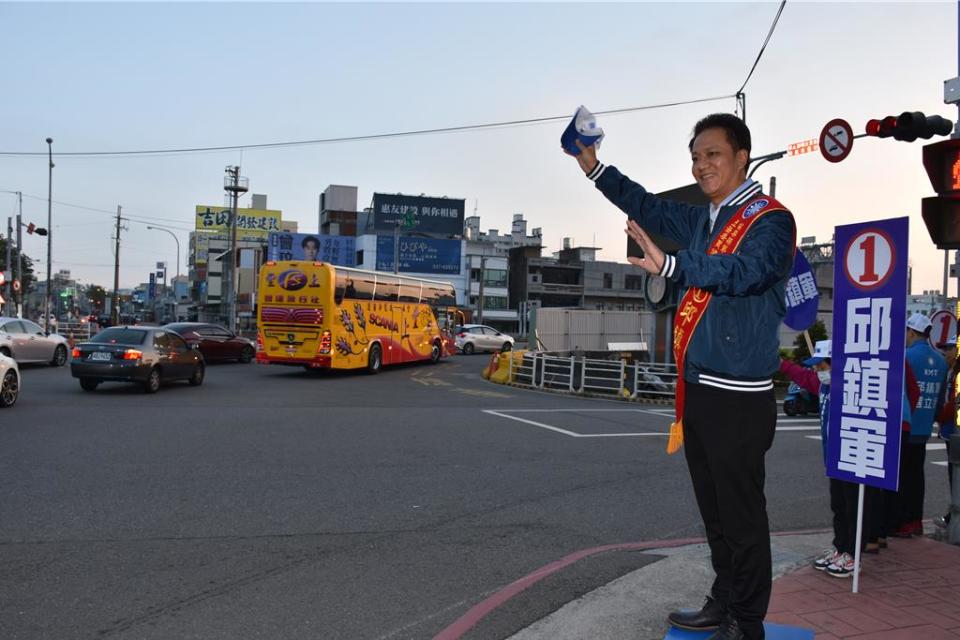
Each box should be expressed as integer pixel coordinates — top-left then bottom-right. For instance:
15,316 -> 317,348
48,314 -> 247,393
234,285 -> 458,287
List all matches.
376,237 -> 461,274
267,233 -> 356,266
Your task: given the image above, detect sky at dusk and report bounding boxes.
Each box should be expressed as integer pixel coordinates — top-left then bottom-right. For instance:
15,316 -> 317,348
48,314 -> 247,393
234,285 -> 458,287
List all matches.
0,1 -> 956,293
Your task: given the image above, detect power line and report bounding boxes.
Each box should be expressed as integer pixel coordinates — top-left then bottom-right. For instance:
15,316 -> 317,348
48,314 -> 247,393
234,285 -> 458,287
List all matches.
0,95 -> 734,158
736,0 -> 787,96
9,192 -> 193,230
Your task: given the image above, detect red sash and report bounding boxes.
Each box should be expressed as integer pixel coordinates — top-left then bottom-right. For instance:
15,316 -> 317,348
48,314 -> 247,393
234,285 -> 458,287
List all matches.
666,196 -> 790,455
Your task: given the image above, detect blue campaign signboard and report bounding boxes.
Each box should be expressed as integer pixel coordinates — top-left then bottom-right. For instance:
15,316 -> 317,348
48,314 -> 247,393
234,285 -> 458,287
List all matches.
376,236 -> 461,274
267,232 -> 356,266
827,217 -> 908,490
783,251 -> 819,330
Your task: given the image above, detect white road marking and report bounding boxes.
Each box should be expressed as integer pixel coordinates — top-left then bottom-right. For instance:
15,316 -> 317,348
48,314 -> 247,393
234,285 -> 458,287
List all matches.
481,410 -> 661,438
483,409 -> 820,439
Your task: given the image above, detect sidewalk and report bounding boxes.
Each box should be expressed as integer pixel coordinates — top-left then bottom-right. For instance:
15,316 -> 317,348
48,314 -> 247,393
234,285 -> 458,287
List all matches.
505,524 -> 960,640
767,525 -> 960,639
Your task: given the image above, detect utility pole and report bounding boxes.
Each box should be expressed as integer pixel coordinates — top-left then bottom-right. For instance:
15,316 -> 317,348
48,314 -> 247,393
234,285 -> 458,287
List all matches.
223,166 -> 248,333
15,191 -> 23,318
44,138 -> 53,331
477,255 -> 486,324
393,220 -> 400,275
5,217 -> 12,316
112,206 -> 121,325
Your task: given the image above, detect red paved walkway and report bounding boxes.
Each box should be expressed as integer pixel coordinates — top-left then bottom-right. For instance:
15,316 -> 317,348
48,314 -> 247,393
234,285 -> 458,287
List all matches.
768,533 -> 960,638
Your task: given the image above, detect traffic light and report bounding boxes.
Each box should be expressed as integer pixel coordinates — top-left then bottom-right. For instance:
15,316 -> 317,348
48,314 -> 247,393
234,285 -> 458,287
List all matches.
866,111 -> 953,142
922,138 -> 960,248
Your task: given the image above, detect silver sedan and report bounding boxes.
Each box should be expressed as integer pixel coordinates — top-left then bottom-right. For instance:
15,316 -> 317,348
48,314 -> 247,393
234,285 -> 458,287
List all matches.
0,317 -> 70,366
0,352 -> 19,407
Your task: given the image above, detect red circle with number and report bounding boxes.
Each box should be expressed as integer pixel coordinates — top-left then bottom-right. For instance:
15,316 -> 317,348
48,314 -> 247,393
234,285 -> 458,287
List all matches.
843,228 -> 896,291
12,279 -> 20,292
930,310 -> 957,348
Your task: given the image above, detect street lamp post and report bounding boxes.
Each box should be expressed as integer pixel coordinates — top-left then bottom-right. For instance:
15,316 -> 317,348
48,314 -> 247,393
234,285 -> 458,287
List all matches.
146,226 -> 180,280
147,226 -> 181,321
45,137 -> 53,331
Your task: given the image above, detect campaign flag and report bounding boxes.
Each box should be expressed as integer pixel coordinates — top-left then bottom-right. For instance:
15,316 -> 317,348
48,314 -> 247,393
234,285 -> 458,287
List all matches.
827,217 -> 908,490
783,251 -> 819,330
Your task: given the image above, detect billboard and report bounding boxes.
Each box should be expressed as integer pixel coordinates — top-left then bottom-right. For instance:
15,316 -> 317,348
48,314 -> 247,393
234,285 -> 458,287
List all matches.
376,236 -> 461,275
267,232 -> 356,266
195,205 -> 282,241
371,193 -> 465,236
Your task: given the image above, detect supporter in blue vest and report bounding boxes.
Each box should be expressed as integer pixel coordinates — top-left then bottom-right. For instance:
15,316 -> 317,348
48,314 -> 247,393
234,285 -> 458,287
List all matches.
893,313 -> 948,537
934,336 -> 958,529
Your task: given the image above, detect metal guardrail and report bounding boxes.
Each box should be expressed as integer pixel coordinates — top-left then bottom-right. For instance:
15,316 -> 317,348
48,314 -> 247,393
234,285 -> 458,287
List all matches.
505,351 -> 678,401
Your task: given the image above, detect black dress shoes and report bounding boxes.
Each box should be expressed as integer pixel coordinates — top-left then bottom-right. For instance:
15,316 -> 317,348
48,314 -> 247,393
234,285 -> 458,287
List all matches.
667,595 -> 726,631
706,615 -> 745,640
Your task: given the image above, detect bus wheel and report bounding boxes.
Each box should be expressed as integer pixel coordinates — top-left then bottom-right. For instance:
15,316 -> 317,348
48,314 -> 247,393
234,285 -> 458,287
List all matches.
430,340 -> 441,364
367,343 -> 382,374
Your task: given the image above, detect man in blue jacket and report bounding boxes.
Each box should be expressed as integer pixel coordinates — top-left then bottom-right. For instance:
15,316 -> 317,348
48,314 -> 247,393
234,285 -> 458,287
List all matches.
894,313 -> 948,537
570,113 -> 795,640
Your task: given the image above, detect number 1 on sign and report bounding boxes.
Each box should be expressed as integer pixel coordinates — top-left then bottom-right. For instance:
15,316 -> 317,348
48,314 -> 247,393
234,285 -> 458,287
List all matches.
859,235 -> 879,283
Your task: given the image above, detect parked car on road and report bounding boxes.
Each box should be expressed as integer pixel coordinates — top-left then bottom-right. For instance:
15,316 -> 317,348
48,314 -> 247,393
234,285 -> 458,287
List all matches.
164,322 -> 255,363
0,317 -> 69,366
70,326 -> 205,393
0,352 -> 19,408
454,324 -> 514,355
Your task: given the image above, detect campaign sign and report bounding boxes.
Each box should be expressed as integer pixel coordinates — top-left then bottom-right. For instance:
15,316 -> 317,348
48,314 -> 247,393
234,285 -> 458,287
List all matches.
376,236 -> 461,274
267,233 -> 356,267
783,251 -> 819,330
827,217 -> 908,490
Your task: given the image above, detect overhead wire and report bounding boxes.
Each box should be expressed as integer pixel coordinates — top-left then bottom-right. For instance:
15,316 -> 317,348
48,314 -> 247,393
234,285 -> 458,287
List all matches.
736,0 -> 787,96
0,95 -> 735,158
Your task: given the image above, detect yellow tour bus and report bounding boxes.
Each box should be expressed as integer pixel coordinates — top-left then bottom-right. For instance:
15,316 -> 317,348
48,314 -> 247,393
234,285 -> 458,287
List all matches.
256,261 -> 459,373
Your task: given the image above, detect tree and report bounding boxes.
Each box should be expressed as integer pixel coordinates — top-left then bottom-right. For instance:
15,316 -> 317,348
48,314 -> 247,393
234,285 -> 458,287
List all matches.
0,236 -> 37,304
86,284 -> 107,313
791,318 -> 829,363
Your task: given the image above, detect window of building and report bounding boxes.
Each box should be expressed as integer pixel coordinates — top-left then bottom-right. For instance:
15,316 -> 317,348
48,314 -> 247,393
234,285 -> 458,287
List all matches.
483,269 -> 507,287
625,274 -> 643,290
470,268 -> 481,282
603,273 -> 613,289
482,296 -> 508,310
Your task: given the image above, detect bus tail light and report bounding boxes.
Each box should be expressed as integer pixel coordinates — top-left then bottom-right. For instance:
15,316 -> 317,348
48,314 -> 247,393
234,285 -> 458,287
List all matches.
256,332 -> 264,352
319,330 -> 332,355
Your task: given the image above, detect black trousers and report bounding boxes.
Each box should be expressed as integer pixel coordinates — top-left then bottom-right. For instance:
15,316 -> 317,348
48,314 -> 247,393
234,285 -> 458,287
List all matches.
897,437 -> 927,525
683,382 -> 777,640
830,479 -> 876,553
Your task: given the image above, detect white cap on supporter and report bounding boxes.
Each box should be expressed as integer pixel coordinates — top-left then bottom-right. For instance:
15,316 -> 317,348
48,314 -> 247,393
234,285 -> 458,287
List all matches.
906,313 -> 932,334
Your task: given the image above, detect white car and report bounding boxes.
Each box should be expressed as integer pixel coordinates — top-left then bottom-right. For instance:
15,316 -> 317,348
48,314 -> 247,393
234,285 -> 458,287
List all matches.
0,353 -> 19,408
455,324 -> 514,355
0,317 -> 70,366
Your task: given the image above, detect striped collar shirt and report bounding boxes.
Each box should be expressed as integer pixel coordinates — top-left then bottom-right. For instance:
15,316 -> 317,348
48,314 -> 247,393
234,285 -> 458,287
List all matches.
709,179 -> 762,233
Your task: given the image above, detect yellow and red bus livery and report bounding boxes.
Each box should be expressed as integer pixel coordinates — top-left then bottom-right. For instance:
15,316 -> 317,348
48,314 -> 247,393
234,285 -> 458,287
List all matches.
256,261 -> 458,373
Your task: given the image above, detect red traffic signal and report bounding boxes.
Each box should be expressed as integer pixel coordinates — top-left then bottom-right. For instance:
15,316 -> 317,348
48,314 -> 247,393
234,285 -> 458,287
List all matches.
866,111 -> 953,142
922,138 -> 960,249
26,222 -> 35,234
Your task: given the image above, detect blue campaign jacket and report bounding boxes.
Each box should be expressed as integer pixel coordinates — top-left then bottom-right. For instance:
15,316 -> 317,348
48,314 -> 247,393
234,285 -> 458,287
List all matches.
593,165 -> 795,387
906,340 -> 948,441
